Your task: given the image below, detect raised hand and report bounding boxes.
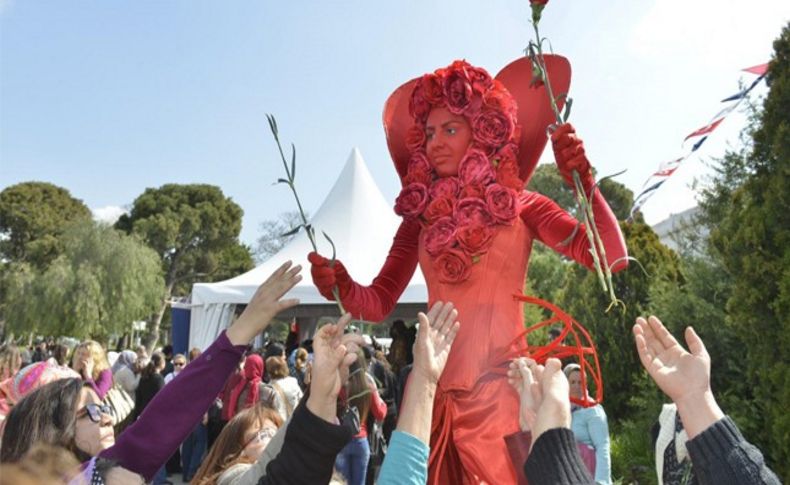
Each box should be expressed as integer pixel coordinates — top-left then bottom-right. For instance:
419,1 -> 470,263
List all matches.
633,316 -> 710,403
508,358 -> 571,449
633,316 -> 723,437
550,123 -> 594,189
412,301 -> 460,385
307,252 -> 352,300
507,358 -> 536,432
226,261 -> 301,345
308,313 -> 364,422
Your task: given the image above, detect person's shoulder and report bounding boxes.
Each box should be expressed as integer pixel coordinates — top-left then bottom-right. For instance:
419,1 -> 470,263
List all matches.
217,462 -> 253,485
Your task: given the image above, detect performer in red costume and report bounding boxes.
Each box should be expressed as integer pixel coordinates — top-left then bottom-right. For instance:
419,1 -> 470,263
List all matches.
309,57 -> 628,484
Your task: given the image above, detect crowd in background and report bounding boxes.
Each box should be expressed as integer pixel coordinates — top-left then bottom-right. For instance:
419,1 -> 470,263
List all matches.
0,262 -> 782,484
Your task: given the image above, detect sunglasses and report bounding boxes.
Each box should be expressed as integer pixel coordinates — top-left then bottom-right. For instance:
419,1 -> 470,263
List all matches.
77,403 -> 113,423
244,426 -> 278,447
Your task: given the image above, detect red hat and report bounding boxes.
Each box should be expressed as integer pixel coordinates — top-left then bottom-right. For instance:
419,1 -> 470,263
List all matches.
383,55 -> 571,186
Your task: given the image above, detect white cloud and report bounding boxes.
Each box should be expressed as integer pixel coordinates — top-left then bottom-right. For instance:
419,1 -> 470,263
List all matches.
92,205 -> 127,225
629,0 -> 790,68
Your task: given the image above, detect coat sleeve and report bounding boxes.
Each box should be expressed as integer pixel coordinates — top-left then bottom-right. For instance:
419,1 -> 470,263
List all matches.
258,402 -> 352,485
520,189 -> 628,273
524,428 -> 595,485
335,218 -> 422,322
86,368 -> 114,400
686,416 -> 781,485
100,331 -> 247,482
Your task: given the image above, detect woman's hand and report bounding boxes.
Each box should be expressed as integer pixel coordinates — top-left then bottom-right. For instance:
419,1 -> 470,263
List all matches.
81,357 -> 94,380
412,301 -> 460,385
633,316 -> 724,438
226,261 -> 302,346
550,123 -> 594,189
508,357 -> 571,450
307,313 -> 364,422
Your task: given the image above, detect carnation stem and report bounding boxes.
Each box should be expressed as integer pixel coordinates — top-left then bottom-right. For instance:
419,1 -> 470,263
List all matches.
267,115 -> 346,315
530,18 -> 622,311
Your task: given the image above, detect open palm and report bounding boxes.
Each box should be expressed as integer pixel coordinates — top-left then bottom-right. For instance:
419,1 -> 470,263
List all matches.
413,302 -> 460,385
633,316 -> 711,403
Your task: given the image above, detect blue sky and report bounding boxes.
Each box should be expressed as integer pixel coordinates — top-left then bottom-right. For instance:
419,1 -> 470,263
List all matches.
1,0 -> 788,248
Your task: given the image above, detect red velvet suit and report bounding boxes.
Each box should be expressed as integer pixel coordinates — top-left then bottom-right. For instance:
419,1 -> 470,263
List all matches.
330,187 -> 626,484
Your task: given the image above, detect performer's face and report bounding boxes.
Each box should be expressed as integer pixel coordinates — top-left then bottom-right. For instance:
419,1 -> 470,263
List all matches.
425,107 -> 472,177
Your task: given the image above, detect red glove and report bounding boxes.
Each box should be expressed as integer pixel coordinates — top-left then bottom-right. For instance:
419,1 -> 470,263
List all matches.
551,123 -> 594,190
308,252 -> 352,301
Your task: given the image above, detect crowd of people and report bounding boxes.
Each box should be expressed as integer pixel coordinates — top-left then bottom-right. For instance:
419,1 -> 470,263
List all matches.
0,261 -> 780,484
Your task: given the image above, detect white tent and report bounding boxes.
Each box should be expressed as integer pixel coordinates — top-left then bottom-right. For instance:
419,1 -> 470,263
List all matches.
189,148 -> 427,350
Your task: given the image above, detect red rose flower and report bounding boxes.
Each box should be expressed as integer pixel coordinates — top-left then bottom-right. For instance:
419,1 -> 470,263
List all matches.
455,197 -> 494,226
443,68 -> 473,115
483,82 -> 518,119
495,158 -> 524,191
472,109 -> 515,149
424,217 -> 457,256
530,0 -> 548,4
434,249 -> 472,284
461,183 -> 486,199
404,169 -> 432,186
467,65 -> 494,95
456,221 -> 495,256
424,195 -> 456,223
429,177 -> 461,199
405,125 -> 427,154
420,74 -> 444,104
409,83 -> 431,123
394,183 -> 429,218
458,149 -> 495,187
485,184 -> 519,225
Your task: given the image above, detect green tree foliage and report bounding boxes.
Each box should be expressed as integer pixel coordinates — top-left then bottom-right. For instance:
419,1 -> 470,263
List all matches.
558,222 -> 682,419
115,184 -> 248,346
694,25 -> 790,479
0,182 -> 91,267
4,221 -> 164,341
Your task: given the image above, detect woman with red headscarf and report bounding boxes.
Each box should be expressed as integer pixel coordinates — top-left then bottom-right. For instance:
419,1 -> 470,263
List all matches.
225,355 -> 269,420
309,57 -> 628,483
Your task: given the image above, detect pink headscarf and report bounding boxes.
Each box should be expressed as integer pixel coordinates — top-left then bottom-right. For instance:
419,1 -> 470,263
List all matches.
224,354 -> 264,420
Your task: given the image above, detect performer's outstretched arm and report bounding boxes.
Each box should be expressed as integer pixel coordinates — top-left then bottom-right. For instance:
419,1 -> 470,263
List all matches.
520,123 -> 628,273
309,218 -> 421,321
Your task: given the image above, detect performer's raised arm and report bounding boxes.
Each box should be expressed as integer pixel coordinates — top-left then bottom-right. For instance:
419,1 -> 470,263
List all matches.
520,123 -> 628,273
308,217 -> 421,322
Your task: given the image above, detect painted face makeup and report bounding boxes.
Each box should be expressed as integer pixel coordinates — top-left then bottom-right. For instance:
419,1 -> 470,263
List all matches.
425,107 -> 473,177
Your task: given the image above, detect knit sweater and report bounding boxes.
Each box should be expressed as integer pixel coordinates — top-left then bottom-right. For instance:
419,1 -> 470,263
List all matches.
524,416 -> 781,485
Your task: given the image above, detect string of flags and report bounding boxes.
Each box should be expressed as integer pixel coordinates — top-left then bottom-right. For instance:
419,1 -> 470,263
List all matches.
628,62 -> 769,221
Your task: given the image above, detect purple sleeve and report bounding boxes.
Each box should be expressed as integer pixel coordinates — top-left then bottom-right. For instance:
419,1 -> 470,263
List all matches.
99,331 -> 246,481
86,369 -> 114,400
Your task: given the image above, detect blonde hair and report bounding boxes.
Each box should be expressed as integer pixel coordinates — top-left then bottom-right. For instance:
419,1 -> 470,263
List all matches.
73,341 -> 110,380
294,348 -> 308,371
0,345 -> 22,381
266,356 -> 289,379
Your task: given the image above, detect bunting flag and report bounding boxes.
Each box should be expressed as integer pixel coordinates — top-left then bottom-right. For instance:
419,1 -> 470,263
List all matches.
628,62 -> 768,221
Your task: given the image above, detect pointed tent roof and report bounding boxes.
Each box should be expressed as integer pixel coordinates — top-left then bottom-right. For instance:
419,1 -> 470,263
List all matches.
191,148 -> 427,307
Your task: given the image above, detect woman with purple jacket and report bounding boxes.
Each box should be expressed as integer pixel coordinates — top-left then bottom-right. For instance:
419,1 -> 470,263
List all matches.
0,261 -> 302,484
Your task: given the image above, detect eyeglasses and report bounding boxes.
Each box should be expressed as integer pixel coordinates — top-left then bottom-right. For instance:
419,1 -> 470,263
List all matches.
244,427 -> 278,447
77,403 -> 113,423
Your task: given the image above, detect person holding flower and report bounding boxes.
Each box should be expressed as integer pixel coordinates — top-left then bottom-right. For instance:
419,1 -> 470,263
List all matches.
309,58 -> 628,483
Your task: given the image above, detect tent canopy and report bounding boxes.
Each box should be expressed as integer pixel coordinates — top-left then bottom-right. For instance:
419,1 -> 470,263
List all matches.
189,148 -> 427,349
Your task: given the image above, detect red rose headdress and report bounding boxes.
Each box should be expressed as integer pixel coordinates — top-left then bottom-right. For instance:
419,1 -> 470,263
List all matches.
383,56 -> 571,187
